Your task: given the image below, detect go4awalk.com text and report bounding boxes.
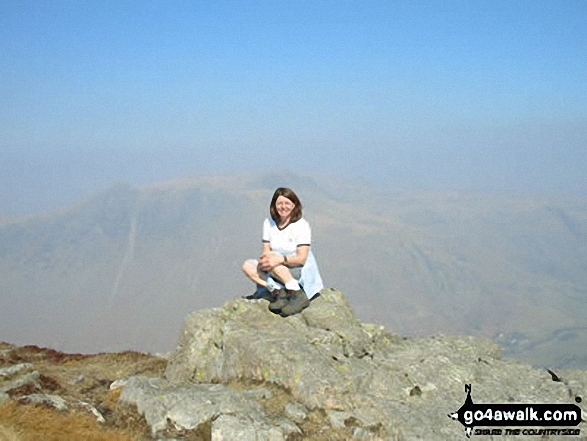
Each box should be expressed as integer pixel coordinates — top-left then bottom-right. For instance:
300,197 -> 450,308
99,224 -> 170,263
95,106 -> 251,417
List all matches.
448,384 -> 582,437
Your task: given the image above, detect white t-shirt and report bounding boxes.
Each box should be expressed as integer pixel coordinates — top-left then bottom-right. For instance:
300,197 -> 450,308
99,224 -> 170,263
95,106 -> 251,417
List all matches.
262,218 -> 311,256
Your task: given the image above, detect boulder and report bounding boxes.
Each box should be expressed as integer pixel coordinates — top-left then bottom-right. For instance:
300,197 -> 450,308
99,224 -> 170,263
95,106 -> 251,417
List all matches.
123,288 -> 587,439
166,288 -> 377,411
118,376 -> 299,439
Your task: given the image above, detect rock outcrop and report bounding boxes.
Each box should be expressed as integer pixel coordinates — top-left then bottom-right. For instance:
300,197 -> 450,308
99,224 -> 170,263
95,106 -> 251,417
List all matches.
119,289 -> 587,440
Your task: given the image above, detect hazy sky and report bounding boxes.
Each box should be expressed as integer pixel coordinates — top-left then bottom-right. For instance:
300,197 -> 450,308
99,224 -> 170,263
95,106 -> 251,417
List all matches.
1,0 -> 586,215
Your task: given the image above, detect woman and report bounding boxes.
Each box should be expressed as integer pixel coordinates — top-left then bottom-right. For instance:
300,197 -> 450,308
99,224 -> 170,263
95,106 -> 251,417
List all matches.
242,187 -> 323,316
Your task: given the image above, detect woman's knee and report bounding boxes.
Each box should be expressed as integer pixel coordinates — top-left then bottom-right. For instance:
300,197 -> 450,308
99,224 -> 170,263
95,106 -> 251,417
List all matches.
242,259 -> 258,275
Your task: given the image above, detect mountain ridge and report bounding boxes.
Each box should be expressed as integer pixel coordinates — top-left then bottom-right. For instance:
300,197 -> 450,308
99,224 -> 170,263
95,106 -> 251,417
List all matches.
1,173 -> 586,368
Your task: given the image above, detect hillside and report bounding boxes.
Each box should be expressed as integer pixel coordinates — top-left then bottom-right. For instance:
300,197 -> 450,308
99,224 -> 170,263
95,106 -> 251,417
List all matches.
1,173 -> 586,368
0,340 -> 165,440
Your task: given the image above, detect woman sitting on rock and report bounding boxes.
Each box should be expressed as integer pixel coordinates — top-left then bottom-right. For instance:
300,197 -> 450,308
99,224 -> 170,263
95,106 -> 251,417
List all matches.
242,187 -> 323,316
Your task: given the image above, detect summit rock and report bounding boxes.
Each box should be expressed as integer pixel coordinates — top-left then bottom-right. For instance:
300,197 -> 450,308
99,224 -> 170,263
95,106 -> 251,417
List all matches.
118,289 -> 587,439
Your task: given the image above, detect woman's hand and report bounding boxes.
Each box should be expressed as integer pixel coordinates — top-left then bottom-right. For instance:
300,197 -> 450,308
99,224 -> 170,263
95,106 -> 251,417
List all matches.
258,251 -> 285,271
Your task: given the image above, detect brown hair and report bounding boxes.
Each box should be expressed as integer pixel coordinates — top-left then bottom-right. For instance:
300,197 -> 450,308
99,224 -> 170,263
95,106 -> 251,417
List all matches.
269,188 -> 303,224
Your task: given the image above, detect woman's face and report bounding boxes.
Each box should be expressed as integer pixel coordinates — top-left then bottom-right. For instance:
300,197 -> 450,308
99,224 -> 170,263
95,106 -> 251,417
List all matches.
275,195 -> 295,221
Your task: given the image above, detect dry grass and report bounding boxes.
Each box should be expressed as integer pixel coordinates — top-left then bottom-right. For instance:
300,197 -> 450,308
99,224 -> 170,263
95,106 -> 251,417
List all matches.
0,401 -> 140,441
0,342 -> 166,440
0,424 -> 22,441
102,387 -> 123,412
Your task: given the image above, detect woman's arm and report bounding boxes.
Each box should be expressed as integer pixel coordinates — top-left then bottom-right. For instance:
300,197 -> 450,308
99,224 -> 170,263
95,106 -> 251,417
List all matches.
258,242 -> 275,270
284,245 -> 309,267
262,242 -> 271,254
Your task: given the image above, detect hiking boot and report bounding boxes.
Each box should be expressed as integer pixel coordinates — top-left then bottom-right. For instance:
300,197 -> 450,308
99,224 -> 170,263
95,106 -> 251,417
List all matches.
280,288 -> 310,317
268,288 -> 289,313
244,289 -> 276,302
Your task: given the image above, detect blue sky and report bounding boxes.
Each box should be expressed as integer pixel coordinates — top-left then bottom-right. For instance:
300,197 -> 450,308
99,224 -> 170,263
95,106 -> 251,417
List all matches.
1,0 -> 586,215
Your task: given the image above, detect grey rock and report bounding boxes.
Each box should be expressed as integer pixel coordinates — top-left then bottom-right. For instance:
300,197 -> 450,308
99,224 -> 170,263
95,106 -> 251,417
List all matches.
152,351 -> 173,360
109,377 -> 130,390
284,403 -> 307,421
19,393 -> 68,411
302,288 -> 374,358
119,376 -> 296,439
272,417 -> 301,437
165,308 -> 226,383
0,370 -> 41,394
78,400 -> 106,423
211,414 -> 285,441
0,363 -> 34,378
0,392 -> 8,405
166,290 -> 364,410
161,289 -> 587,440
352,427 -> 381,440
327,409 -> 353,429
241,387 -> 272,400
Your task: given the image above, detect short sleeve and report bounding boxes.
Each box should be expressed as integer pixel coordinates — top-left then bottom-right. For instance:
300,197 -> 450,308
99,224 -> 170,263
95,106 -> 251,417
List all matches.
297,219 -> 311,246
262,218 -> 271,243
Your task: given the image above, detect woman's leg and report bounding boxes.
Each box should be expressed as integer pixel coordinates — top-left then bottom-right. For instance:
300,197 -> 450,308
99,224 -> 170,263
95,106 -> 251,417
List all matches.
269,264 -> 294,285
270,265 -> 304,293
241,259 -> 269,288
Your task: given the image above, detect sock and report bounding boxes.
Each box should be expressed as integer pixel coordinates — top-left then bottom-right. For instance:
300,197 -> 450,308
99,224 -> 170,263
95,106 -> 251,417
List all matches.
285,280 -> 301,291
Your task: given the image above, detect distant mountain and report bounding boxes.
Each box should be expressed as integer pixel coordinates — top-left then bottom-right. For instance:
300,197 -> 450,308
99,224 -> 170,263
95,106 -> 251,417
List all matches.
1,173 -> 586,368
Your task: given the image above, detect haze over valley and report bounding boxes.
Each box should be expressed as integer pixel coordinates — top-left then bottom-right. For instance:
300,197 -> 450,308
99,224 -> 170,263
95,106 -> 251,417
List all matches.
1,173 -> 585,369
